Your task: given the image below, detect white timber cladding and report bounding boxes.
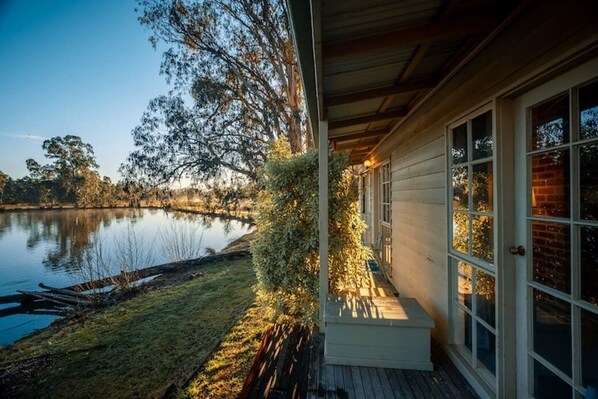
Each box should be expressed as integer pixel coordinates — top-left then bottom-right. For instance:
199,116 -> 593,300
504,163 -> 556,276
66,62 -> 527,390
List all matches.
318,120 -> 328,327
387,119 -> 449,339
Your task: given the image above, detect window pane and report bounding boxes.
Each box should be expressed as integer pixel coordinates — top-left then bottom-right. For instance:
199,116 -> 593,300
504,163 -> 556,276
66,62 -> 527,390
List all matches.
581,308 -> 598,389
533,289 -> 572,376
581,227 -> 598,306
452,166 -> 469,210
532,222 -> 570,294
457,261 -> 472,310
532,150 -> 570,218
452,212 -> 469,254
580,80 -> 598,140
476,322 -> 496,375
472,111 -> 493,160
473,161 -> 493,212
452,123 -> 468,164
472,215 -> 493,263
456,308 -> 473,352
534,359 -> 572,399
475,269 -> 495,327
531,93 -> 570,150
580,144 -> 598,221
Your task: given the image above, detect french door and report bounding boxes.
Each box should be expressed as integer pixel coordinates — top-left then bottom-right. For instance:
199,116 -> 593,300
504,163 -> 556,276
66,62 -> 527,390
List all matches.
513,59 -> 598,398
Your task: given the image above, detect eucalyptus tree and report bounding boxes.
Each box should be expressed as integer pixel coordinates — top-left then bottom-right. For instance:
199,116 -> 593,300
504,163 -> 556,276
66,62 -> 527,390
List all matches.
122,0 -> 306,187
27,135 -> 100,205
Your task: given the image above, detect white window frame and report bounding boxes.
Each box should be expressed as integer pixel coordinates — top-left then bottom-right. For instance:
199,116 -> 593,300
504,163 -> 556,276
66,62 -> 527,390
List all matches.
379,161 -> 391,226
447,103 -> 499,390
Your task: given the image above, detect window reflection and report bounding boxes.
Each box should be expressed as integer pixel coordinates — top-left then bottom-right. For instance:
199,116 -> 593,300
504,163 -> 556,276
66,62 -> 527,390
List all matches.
472,215 -> 493,263
458,261 -> 472,309
531,93 -> 570,150
452,123 -> 468,164
475,269 -> 495,327
452,212 -> 469,254
532,222 -> 570,294
580,80 -> 598,140
473,162 -> 493,212
534,359 -> 571,399
477,322 -> 496,375
531,150 -> 570,218
580,144 -> 598,221
452,166 -> 469,210
581,309 -> 598,390
581,227 -> 598,306
533,289 -> 572,376
472,111 -> 493,160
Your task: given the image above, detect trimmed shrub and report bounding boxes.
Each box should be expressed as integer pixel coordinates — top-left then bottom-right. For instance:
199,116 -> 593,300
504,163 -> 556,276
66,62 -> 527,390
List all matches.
251,139 -> 369,324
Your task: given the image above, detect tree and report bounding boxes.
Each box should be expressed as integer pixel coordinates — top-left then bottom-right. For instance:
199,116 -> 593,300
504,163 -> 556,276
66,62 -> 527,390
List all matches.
28,135 -> 100,205
0,171 -> 7,204
122,0 -> 306,187
252,139 -> 370,324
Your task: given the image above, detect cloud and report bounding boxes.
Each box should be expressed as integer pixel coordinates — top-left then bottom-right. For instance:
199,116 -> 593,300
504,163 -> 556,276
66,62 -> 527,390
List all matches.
0,133 -> 48,141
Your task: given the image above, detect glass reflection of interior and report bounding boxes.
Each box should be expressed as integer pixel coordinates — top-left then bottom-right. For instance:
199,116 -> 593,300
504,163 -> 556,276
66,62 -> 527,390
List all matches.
531,150 -> 570,218
580,143 -> 598,221
532,221 -> 571,293
534,359 -> 571,399
533,289 -> 572,377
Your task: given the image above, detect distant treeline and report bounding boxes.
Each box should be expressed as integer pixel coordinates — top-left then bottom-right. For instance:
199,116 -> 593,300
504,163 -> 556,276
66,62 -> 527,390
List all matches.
0,135 -> 257,212
0,135 -> 153,207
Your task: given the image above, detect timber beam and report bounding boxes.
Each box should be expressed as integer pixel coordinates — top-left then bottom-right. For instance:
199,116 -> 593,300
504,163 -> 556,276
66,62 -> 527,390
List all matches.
326,78 -> 437,107
330,127 -> 389,142
329,108 -> 406,130
323,14 -> 496,60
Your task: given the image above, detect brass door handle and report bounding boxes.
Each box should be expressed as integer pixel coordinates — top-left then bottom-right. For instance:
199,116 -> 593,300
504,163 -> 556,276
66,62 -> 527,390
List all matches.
509,246 -> 526,256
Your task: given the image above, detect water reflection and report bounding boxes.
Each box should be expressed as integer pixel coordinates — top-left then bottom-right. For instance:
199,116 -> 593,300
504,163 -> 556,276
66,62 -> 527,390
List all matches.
0,209 -> 250,273
0,208 -> 252,345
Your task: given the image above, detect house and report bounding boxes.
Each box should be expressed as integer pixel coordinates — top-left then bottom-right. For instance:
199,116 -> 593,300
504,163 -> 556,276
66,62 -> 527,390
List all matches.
287,0 -> 598,398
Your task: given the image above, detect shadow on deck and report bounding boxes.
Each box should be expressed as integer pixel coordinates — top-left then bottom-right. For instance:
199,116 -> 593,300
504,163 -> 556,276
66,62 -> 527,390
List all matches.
245,324 -> 479,399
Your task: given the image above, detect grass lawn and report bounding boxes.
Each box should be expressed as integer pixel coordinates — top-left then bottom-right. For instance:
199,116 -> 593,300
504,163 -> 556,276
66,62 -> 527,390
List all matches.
0,256 -> 273,399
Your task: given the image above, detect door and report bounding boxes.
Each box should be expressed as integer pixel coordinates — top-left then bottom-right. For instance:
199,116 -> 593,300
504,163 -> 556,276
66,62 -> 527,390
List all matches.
513,59 -> 598,398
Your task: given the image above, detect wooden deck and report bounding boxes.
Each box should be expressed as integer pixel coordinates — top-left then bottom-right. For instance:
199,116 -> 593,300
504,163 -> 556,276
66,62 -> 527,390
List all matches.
246,270 -> 479,398
246,324 -> 479,398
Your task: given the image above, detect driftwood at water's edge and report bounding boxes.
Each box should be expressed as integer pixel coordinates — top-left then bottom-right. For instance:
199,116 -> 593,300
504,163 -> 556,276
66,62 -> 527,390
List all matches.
0,250 -> 250,308
64,249 -> 250,292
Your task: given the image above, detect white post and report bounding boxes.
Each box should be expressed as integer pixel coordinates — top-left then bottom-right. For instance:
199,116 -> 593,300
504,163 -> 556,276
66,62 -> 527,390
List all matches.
318,120 -> 329,328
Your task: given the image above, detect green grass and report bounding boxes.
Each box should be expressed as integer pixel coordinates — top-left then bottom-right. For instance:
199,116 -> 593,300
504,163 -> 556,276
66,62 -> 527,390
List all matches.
181,296 -> 274,399
0,257 -> 263,399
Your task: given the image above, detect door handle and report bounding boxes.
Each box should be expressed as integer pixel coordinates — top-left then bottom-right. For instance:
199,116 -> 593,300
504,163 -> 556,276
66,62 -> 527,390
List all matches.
509,245 -> 526,256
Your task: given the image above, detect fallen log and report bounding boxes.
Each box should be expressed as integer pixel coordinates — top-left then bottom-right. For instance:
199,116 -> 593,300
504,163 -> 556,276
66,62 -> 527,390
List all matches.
0,250 -> 250,306
38,283 -> 89,298
66,249 -> 250,292
17,291 -> 92,306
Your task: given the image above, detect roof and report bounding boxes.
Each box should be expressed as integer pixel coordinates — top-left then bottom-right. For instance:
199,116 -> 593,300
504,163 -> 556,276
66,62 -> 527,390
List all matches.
288,0 -> 523,164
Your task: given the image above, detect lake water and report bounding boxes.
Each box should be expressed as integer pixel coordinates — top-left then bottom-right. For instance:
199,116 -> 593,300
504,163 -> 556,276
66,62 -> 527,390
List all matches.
0,208 -> 252,346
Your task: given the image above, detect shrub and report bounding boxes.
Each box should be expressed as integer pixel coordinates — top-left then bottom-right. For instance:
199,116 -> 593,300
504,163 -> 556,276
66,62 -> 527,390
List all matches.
251,138 -> 369,324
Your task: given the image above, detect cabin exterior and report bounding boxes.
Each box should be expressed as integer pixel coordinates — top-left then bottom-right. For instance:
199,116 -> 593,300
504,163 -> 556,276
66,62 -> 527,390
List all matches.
287,1 -> 598,398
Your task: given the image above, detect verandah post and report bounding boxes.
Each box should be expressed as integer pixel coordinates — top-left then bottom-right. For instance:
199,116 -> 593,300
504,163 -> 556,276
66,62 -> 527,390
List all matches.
318,120 -> 328,328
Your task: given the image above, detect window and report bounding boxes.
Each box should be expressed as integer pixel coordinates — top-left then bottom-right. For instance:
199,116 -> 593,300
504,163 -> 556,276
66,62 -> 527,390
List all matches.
380,162 -> 390,224
361,173 -> 369,214
448,108 -> 497,384
527,80 -> 598,398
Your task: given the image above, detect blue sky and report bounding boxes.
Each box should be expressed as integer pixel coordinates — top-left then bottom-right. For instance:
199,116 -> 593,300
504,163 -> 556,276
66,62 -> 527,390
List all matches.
0,0 -> 171,181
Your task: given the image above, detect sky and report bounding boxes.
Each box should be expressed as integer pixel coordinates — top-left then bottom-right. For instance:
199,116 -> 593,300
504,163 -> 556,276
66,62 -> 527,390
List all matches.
0,0 -> 171,181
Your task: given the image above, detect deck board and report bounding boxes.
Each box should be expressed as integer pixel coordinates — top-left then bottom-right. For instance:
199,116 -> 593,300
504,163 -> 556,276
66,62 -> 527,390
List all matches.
244,271 -> 479,398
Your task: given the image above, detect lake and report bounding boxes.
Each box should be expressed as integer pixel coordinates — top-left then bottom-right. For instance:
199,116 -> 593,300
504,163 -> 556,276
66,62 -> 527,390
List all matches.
0,208 -> 252,345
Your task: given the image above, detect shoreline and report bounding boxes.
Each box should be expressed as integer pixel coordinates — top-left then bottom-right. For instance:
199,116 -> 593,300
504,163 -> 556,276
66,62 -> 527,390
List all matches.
0,204 -> 256,224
